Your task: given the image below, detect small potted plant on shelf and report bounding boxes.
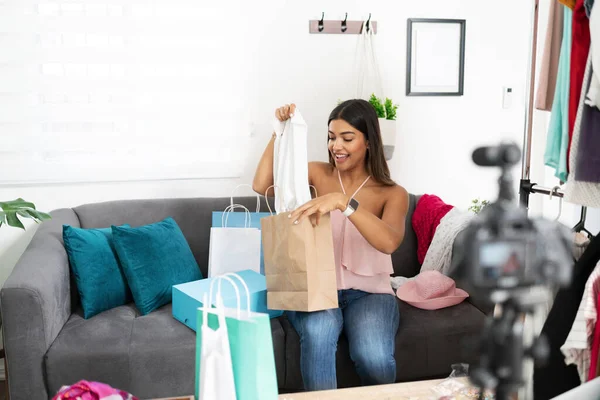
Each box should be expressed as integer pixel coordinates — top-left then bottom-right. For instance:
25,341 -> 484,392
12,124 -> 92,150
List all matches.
369,94 -> 398,160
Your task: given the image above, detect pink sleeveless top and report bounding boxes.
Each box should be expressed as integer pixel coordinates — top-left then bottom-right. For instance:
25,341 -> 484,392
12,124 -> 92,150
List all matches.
331,171 -> 394,295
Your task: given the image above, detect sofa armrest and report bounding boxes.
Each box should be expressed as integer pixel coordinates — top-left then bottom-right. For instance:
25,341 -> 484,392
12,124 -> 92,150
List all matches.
1,208 -> 79,400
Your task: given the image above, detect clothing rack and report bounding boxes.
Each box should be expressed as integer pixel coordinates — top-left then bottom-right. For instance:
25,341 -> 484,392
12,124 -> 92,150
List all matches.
518,0 -> 590,233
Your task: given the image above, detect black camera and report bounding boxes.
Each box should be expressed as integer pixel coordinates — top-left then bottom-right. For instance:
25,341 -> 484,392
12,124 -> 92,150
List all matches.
449,142 -> 574,400
451,142 -> 573,295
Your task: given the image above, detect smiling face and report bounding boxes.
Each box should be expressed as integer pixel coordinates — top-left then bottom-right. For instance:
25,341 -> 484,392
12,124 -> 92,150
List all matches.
328,118 -> 369,172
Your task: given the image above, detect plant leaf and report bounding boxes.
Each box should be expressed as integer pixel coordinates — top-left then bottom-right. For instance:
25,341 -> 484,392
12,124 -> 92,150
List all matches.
0,198 -> 36,211
23,209 -> 52,222
0,199 -> 51,229
5,212 -> 25,229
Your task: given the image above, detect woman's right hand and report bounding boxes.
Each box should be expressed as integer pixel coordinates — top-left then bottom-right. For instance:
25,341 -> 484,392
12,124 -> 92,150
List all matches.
275,103 -> 296,121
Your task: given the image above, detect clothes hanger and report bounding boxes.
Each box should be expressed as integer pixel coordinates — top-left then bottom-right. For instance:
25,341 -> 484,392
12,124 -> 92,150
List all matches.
572,206 -> 594,239
549,185 -> 563,221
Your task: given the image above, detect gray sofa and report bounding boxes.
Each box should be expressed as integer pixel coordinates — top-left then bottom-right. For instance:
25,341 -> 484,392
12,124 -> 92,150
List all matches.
1,194 -> 489,399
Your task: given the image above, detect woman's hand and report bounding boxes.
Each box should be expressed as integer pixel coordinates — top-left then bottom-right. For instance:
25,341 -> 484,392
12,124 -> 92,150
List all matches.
289,193 -> 349,226
275,103 -> 296,122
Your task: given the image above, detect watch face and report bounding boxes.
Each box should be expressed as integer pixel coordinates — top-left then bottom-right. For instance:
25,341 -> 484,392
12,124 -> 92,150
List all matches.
349,198 -> 359,210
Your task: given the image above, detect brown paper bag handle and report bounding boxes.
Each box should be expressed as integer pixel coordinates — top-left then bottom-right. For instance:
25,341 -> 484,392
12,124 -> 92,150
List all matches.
264,185 -> 318,215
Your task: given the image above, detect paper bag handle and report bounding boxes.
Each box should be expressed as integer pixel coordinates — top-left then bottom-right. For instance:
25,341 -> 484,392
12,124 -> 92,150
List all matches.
230,184 -> 260,213
264,185 -> 318,215
207,273 -> 252,320
201,292 -> 227,329
222,204 -> 252,228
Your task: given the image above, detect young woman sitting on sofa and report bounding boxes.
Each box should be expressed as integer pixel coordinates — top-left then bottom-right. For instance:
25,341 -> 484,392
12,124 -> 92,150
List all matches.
252,99 -> 409,391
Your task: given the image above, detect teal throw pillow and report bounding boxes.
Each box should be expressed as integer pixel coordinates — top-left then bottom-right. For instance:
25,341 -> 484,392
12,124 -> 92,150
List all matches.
63,224 -> 132,319
112,217 -> 202,315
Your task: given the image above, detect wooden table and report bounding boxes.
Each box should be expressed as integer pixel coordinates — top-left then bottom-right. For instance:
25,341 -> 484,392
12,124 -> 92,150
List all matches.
277,378 -> 467,400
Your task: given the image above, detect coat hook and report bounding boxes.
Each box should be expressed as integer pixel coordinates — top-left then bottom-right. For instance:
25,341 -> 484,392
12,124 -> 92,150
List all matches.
318,12 -> 324,32
341,13 -> 348,32
366,13 -> 371,33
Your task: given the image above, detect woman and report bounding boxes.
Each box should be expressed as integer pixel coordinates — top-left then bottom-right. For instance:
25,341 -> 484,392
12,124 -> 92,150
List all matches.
253,99 -> 409,391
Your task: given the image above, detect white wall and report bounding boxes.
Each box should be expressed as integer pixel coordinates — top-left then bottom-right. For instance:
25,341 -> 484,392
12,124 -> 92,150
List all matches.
1,0 -> 598,288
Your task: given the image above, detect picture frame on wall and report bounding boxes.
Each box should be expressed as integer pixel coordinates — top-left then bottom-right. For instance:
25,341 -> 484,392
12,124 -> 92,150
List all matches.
406,18 -> 466,96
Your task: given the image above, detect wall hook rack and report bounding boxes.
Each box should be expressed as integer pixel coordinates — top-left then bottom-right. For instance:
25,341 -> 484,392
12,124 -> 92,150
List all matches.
309,13 -> 377,35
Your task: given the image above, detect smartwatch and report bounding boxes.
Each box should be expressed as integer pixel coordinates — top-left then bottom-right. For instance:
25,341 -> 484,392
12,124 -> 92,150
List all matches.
342,198 -> 359,217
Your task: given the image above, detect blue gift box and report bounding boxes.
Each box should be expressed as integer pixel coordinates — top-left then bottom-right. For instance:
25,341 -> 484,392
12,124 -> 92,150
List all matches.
172,269 -> 283,331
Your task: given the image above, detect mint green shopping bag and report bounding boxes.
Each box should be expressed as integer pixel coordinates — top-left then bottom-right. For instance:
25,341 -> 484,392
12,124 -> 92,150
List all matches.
195,273 -> 278,400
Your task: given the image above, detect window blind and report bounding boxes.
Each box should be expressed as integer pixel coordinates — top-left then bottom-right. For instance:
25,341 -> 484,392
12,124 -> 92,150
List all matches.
0,1 -> 253,184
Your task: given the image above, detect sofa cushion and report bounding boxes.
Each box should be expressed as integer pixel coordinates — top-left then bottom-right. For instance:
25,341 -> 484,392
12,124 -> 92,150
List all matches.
45,303 -> 286,398
281,298 -> 485,390
73,196 -> 273,281
391,194 -> 421,278
44,304 -> 137,395
112,217 -> 202,315
62,224 -> 132,319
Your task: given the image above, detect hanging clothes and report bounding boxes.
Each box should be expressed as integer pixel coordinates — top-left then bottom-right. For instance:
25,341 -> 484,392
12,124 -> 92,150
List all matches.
536,1 -> 565,111
565,53 -> 600,207
575,87 -> 600,182
561,0 -> 578,9
586,0 -> 596,17
561,260 -> 600,383
545,6 -> 573,183
534,233 -> 600,400
588,290 -> 600,381
586,1 -> 600,108
567,0 -> 592,171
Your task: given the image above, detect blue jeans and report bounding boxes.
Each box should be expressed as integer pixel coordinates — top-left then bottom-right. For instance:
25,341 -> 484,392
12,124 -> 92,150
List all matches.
287,289 -> 400,391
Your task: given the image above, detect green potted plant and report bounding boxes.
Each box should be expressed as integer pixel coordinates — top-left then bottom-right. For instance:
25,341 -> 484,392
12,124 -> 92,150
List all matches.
0,198 -> 51,229
368,94 -> 386,118
369,94 -> 398,160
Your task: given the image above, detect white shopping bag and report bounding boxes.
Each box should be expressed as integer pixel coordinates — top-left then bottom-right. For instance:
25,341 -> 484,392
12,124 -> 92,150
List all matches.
208,204 -> 261,277
354,21 -> 384,101
272,109 -> 312,214
198,292 -> 237,400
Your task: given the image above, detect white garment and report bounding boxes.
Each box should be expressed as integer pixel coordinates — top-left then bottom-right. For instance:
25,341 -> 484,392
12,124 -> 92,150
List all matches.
561,261 -> 600,383
272,110 -> 312,214
586,3 -> 600,109
420,208 -> 473,275
565,53 -> 600,208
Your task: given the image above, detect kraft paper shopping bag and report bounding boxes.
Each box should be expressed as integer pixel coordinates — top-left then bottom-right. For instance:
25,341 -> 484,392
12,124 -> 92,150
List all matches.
195,273 -> 278,400
208,204 -> 261,277
261,212 -> 338,312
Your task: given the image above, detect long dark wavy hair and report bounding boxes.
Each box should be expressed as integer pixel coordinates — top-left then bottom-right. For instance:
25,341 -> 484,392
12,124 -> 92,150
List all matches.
327,99 -> 395,186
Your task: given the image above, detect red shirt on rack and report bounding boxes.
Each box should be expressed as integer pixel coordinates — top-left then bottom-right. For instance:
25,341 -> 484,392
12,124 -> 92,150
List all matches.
567,0 -> 591,172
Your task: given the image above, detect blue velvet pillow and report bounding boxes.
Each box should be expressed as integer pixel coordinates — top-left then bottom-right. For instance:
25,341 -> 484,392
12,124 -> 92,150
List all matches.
63,224 -> 132,319
112,217 -> 202,315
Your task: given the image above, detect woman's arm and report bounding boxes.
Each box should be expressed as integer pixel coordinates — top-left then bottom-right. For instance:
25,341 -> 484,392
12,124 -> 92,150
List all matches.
289,186 -> 409,254
346,186 -> 408,254
252,133 -> 276,196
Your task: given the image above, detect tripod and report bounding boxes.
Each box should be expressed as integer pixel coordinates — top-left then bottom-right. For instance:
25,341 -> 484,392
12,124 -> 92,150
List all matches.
469,292 -> 550,400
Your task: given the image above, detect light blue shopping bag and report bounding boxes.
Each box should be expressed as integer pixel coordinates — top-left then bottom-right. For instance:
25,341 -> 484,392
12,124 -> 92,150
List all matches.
195,273 -> 278,400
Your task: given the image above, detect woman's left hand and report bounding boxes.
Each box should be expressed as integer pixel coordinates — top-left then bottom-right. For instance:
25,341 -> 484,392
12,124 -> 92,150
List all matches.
289,192 -> 349,226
